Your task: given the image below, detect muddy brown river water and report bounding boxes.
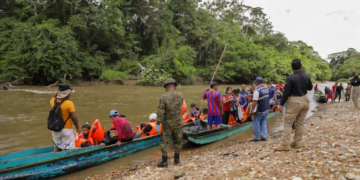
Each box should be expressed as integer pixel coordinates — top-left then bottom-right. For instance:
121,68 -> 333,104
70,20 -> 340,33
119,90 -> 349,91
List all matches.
0,83 -> 332,179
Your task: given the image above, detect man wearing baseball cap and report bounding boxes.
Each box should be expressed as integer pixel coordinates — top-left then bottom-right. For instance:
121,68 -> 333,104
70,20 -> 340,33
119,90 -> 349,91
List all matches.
50,84 -> 80,152
250,77 -> 270,142
108,110 -> 134,146
275,59 -> 313,151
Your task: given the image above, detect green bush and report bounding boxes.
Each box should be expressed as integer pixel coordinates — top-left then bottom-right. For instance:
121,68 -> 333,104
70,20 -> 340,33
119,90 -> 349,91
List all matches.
99,69 -> 128,82
138,66 -> 170,86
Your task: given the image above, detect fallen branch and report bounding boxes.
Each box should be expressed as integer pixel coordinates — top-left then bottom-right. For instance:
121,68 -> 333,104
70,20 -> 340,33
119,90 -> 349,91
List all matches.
45,81 -> 60,88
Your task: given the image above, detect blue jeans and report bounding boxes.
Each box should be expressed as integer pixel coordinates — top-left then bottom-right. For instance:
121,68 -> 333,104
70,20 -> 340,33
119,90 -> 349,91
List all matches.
252,110 -> 269,140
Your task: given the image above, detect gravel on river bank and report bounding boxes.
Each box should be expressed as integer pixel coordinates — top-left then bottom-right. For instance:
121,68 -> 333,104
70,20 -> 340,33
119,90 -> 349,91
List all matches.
89,102 -> 360,180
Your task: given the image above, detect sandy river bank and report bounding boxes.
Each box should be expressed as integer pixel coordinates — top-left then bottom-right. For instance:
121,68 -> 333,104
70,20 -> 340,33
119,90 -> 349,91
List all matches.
88,102 -> 359,180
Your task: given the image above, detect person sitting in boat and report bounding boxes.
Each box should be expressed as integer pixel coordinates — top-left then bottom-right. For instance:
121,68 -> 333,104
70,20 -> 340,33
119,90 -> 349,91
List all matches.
75,119 -> 105,147
190,103 -> 199,117
199,108 -> 208,121
75,123 -> 92,147
134,113 -> 162,139
183,113 -> 196,124
107,110 -> 134,146
269,102 -> 282,113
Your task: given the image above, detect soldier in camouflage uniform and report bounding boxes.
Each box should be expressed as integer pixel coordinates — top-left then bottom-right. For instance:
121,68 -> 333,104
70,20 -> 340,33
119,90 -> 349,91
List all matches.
156,78 -> 184,168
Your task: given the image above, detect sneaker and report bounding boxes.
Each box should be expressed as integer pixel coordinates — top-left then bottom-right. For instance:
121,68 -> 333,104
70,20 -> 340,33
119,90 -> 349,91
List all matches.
250,139 -> 260,142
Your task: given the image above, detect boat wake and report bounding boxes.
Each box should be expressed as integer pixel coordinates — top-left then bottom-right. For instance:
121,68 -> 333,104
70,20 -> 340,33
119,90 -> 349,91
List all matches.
10,89 -> 55,94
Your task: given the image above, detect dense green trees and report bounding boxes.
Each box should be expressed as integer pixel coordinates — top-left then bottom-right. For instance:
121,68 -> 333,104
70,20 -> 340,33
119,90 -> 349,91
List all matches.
329,48 -> 360,81
0,0 -> 331,85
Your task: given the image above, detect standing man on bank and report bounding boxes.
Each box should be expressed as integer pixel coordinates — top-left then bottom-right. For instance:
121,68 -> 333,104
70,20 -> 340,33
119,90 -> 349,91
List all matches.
275,59 -> 313,151
156,78 -> 184,168
349,72 -> 360,109
250,77 -> 270,142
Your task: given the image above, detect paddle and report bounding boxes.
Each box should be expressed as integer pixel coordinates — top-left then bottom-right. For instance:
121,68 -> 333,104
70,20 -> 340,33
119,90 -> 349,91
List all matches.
199,44 -> 228,113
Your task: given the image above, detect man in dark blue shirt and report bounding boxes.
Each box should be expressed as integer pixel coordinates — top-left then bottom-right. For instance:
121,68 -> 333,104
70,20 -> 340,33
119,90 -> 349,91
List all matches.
240,84 -> 249,96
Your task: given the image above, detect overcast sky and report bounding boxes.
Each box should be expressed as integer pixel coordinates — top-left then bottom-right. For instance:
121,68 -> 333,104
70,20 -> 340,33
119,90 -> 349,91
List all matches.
244,0 -> 360,59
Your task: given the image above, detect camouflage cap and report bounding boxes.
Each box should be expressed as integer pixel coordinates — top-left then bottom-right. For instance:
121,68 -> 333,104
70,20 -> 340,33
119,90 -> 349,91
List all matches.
164,78 -> 177,88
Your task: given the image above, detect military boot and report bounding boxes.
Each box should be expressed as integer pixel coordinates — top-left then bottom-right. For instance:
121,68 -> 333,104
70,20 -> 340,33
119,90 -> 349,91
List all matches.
274,145 -> 291,151
290,142 -> 304,149
157,156 -> 168,168
174,153 -> 180,165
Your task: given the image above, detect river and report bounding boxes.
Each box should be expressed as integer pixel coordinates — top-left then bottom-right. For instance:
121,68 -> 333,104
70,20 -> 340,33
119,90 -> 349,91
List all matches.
0,83 -> 332,179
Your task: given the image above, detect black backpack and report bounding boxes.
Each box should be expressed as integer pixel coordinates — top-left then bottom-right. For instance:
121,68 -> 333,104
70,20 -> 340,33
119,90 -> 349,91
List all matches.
47,98 -> 70,132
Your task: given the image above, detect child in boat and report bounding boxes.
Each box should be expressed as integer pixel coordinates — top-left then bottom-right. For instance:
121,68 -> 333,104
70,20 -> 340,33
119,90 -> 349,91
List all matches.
191,103 -> 199,117
199,108 -> 208,120
76,122 -> 92,147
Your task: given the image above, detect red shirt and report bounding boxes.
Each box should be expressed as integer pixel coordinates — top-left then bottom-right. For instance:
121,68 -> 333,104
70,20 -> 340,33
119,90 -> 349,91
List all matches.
110,117 -> 134,141
332,85 -> 337,93
222,95 -> 233,111
276,84 -> 284,90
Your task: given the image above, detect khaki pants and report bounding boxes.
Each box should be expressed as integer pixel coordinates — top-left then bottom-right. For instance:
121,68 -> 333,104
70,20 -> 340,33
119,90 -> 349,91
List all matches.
282,95 -> 309,145
353,86 -> 360,108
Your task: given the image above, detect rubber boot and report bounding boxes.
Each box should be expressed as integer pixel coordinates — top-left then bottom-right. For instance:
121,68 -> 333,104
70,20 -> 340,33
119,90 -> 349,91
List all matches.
157,156 -> 168,168
174,153 -> 180,165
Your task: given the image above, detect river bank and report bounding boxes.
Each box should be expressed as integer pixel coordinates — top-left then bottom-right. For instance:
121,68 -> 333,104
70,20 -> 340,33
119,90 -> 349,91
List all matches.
89,102 -> 360,180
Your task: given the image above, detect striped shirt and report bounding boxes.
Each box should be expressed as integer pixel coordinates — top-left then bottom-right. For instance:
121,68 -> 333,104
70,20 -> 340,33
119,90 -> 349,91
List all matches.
203,90 -> 222,116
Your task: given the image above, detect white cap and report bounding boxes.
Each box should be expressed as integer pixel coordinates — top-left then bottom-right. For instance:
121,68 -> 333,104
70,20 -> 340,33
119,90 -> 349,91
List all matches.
149,113 -> 157,121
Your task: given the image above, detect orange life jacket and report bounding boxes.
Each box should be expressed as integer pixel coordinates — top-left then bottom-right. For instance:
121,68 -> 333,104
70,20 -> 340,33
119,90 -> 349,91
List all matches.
74,132 -> 90,147
183,114 -> 195,124
137,121 -> 162,137
199,114 -> 208,121
273,105 -> 280,112
88,119 -> 105,145
241,105 -> 253,123
228,114 -> 237,125
182,100 -> 187,115
146,121 -> 161,136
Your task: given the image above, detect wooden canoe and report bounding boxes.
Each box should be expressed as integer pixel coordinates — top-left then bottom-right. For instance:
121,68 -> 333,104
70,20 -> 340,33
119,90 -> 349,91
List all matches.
0,135 -> 161,180
183,111 -> 281,145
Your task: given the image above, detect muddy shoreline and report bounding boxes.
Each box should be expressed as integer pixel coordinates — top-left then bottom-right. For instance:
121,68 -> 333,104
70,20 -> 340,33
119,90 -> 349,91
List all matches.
84,102 -> 359,180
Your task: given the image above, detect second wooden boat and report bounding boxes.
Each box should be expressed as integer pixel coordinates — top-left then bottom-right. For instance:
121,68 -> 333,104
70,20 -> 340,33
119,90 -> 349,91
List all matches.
183,111 -> 281,145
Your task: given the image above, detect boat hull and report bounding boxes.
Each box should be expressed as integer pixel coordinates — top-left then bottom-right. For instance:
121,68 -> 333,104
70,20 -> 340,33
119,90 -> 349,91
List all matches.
183,111 -> 280,145
313,92 -> 327,103
0,135 -> 161,180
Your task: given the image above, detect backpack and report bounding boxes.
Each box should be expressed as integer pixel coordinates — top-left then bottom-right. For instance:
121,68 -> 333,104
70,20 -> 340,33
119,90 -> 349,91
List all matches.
47,98 -> 70,132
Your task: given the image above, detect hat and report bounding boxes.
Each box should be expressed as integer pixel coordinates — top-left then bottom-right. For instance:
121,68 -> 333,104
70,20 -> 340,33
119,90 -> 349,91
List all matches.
56,84 -> 73,99
254,77 -> 263,83
164,78 -> 177,88
58,84 -> 73,91
149,113 -> 157,121
109,110 -> 119,117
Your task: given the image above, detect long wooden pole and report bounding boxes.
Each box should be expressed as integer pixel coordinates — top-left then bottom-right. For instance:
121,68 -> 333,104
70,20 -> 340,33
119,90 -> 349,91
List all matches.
199,44 -> 228,112
63,73 -> 66,84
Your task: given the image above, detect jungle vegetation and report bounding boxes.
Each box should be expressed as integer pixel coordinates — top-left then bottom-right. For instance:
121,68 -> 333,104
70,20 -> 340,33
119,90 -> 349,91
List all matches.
0,0 -> 332,85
